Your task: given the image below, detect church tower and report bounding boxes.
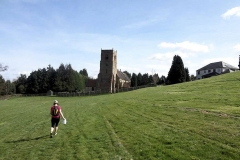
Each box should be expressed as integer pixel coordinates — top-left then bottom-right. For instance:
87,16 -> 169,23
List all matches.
97,49 -> 117,93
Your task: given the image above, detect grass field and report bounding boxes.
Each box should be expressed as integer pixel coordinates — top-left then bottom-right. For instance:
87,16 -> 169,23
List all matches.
1,72 -> 240,160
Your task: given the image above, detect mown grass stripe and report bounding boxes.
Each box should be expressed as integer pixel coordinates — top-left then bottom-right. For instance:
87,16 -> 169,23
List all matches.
103,116 -> 133,160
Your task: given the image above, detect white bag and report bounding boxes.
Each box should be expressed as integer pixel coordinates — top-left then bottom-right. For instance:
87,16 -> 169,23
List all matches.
63,119 -> 67,124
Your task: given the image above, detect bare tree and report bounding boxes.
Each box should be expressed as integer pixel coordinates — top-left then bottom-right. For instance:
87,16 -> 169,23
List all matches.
151,69 -> 159,85
0,64 -> 8,72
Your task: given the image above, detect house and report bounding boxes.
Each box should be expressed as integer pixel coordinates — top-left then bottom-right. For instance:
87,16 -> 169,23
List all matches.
196,61 -> 238,79
116,69 -> 131,89
85,79 -> 97,92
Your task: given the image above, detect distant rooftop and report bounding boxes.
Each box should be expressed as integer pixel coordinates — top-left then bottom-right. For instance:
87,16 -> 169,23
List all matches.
197,61 -> 238,71
117,70 -> 131,81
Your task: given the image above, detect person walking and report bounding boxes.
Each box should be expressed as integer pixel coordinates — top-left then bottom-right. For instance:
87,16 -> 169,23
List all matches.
50,100 -> 66,138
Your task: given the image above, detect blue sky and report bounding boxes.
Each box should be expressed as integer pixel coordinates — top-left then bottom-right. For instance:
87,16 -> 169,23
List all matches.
1,0 -> 240,81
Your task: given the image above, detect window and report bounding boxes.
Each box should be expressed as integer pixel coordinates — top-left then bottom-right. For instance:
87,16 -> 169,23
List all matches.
198,71 -> 200,75
105,54 -> 108,60
208,69 -> 211,73
204,70 -> 206,73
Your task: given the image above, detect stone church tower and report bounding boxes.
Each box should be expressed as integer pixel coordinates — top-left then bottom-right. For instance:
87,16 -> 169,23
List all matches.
97,49 -> 117,93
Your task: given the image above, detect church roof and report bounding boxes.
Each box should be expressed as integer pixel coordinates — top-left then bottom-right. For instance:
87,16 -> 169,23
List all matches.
86,79 -> 97,87
197,61 -> 238,71
117,70 -> 131,82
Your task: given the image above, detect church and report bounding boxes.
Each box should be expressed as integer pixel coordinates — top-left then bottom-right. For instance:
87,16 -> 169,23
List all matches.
85,49 -> 131,93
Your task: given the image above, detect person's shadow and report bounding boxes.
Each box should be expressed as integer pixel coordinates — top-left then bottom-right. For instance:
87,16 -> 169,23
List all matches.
5,135 -> 49,143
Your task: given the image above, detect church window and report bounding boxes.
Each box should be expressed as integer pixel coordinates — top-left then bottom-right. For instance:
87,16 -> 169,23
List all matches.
105,55 -> 109,60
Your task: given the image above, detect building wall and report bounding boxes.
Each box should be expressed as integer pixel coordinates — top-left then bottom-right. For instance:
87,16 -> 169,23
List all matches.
98,49 -> 117,93
196,68 -> 225,79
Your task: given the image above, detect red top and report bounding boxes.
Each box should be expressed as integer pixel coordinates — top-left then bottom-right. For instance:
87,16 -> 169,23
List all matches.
50,105 -> 61,118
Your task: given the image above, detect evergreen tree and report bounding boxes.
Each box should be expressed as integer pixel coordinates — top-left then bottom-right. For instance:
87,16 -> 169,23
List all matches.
131,73 -> 137,87
79,68 -> 88,77
142,73 -> 149,85
167,55 -> 186,84
185,68 -> 190,82
65,64 -> 75,92
137,73 -> 142,86
158,75 -> 166,85
123,70 -> 131,79
39,68 -> 48,93
46,65 -> 56,91
26,71 -> 39,93
54,63 -> 67,92
148,75 -> 154,84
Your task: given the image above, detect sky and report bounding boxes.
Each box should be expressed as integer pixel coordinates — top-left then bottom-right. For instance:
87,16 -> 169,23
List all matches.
0,0 -> 240,81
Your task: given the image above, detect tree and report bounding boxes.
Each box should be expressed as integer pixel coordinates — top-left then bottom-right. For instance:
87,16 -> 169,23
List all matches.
46,65 -> 56,91
74,71 -> 85,92
185,68 -> 190,82
123,70 -> 131,79
54,63 -> 67,92
0,64 -> 8,72
0,75 -> 5,95
148,75 -> 154,84
152,73 -> 159,85
238,56 -> 240,70
79,68 -> 88,77
167,55 -> 186,84
142,73 -> 149,85
137,73 -> 142,86
5,80 -> 12,95
15,74 -> 27,94
158,75 -> 166,85
190,75 -> 195,81
131,73 -> 137,87
65,64 -> 76,92
26,71 -> 39,93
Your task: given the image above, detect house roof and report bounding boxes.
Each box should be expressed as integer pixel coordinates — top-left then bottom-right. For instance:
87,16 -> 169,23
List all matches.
197,61 -> 238,71
86,79 -> 97,87
117,70 -> 131,82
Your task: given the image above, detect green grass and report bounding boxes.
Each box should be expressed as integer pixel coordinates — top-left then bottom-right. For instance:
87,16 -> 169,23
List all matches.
1,72 -> 240,160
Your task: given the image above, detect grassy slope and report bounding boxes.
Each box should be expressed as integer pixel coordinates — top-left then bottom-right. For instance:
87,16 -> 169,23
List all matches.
0,72 -> 240,160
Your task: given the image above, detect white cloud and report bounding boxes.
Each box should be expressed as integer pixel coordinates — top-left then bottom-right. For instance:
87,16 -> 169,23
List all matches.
222,7 -> 240,19
158,41 -> 210,53
122,16 -> 160,29
233,44 -> 240,53
149,51 -> 189,62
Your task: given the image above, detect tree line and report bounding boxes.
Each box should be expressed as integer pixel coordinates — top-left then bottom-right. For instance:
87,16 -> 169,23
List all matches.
0,55 -> 195,95
127,55 -> 194,87
0,64 -> 88,95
